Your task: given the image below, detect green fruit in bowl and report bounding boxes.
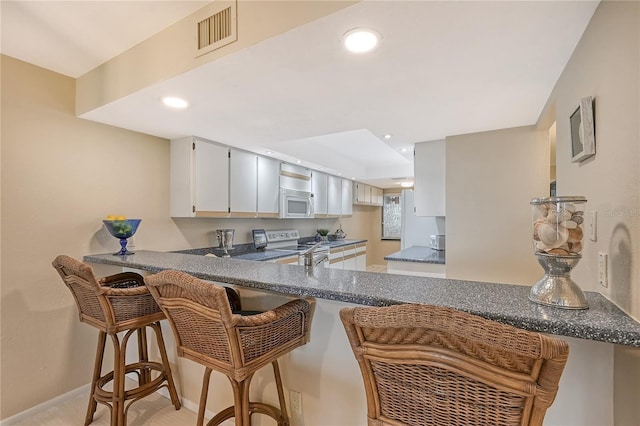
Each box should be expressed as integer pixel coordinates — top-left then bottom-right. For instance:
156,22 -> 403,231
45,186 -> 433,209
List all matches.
103,219 -> 141,238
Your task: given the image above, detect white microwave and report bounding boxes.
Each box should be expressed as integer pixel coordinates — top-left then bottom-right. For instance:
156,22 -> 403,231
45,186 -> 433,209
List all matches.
280,188 -> 314,219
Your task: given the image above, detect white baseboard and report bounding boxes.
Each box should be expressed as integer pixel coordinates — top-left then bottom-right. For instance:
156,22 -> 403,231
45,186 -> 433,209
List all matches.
0,383 -> 91,426
1,382 -> 233,426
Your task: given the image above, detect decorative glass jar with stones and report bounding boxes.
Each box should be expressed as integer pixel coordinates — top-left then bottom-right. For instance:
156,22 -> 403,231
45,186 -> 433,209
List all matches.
530,196 -> 588,309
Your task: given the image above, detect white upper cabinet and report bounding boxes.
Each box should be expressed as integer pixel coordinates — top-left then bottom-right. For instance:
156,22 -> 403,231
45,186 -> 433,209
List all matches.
257,155 -> 280,217
341,178 -> 353,216
372,187 -> 383,206
353,182 -> 383,206
170,136 -> 229,217
327,175 -> 342,216
229,149 -> 258,217
312,171 -> 328,217
414,139 -> 446,216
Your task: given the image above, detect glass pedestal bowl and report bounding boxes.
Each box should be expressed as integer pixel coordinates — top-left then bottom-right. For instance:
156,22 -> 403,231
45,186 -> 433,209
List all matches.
103,219 -> 141,256
530,196 -> 587,309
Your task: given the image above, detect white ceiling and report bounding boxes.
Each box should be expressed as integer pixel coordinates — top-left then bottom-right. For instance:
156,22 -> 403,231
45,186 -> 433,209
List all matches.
1,0 -> 599,188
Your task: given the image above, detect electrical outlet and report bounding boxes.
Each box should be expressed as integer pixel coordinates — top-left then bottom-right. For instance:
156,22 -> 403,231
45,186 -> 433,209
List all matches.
289,390 -> 302,416
598,252 -> 608,288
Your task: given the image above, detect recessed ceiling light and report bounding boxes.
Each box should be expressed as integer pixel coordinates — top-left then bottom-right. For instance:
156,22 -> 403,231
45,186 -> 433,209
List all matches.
400,148 -> 408,152
296,160 -> 302,164
162,96 -> 188,109
384,134 -> 392,139
400,181 -> 414,188
343,28 -> 381,53
266,151 -> 273,155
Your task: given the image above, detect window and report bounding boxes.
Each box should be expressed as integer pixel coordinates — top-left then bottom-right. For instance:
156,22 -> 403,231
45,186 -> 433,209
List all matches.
381,193 -> 401,240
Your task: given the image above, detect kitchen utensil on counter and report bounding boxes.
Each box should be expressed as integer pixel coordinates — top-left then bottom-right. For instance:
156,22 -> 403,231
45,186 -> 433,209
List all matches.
216,229 -> 235,258
252,229 -> 267,251
529,196 -> 587,309
103,219 -> 141,256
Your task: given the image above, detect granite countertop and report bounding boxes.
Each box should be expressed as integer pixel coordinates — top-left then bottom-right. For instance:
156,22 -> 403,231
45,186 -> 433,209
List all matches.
83,250 -> 640,348
384,246 -> 445,264
172,239 -> 367,262
172,245 -> 298,262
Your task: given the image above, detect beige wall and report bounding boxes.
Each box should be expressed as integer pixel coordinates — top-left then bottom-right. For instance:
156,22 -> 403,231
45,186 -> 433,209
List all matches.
341,203 -> 400,266
445,126 -> 549,285
537,2 -> 640,424
0,55 -> 369,419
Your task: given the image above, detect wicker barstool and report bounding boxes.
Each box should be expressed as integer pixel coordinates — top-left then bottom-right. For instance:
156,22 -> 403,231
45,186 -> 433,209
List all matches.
144,270 -> 311,426
340,303 -> 569,426
52,255 -> 181,426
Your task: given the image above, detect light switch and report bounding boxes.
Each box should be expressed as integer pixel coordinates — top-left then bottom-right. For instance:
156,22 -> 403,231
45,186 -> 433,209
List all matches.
588,210 -> 597,241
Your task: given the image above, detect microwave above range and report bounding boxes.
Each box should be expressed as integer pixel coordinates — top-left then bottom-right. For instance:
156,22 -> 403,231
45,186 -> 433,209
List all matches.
279,163 -> 314,219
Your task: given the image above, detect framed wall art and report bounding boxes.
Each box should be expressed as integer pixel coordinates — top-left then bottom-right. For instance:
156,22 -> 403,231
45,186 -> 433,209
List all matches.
570,96 -> 596,163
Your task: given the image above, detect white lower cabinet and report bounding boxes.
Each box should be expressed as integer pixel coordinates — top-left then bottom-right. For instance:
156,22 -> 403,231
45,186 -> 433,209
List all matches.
386,261 -> 446,278
343,246 -> 357,271
355,243 -> 367,271
329,247 -> 344,269
270,255 -> 298,265
329,243 -> 366,271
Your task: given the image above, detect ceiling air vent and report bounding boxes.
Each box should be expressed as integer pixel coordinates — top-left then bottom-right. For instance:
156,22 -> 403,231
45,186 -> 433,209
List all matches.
195,1 -> 237,57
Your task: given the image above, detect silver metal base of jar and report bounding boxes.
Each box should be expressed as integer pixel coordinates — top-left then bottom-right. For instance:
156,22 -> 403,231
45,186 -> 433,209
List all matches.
529,253 -> 588,309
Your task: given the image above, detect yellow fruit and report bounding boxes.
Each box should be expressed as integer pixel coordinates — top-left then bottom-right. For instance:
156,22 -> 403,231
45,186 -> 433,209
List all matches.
116,215 -> 126,221
106,215 -> 116,220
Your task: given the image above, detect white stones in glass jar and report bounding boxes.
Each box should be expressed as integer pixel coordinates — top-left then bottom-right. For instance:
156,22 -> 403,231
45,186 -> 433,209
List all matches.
531,196 -> 587,256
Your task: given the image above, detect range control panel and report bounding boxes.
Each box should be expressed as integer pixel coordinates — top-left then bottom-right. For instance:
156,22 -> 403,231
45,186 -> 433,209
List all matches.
265,229 -> 300,243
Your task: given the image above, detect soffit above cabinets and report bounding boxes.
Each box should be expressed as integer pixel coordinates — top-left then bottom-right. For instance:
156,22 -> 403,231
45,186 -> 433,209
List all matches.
2,1 -> 600,187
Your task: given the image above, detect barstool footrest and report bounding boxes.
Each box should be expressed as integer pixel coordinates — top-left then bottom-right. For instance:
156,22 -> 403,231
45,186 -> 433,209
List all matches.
206,402 -> 288,426
94,361 -> 169,406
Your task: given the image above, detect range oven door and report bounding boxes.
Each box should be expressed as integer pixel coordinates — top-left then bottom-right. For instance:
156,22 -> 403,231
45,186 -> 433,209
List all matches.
279,188 -> 314,218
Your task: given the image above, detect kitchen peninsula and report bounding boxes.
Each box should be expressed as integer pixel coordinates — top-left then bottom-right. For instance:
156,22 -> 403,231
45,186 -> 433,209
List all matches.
384,246 -> 446,278
84,250 -> 639,346
84,249 -> 640,426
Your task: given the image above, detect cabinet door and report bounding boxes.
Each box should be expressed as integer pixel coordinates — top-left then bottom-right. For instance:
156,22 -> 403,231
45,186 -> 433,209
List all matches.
363,184 -> 372,204
229,149 -> 257,216
257,156 -> 280,217
194,139 -> 229,216
414,140 -> 446,216
329,247 -> 344,269
356,243 -> 367,271
355,182 -> 366,204
341,178 -> 353,216
327,175 -> 342,216
372,187 -> 383,206
343,245 -> 357,270
312,171 -> 328,216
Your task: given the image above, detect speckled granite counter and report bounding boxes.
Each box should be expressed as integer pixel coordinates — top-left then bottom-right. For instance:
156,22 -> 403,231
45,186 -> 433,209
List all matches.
384,246 -> 445,264
83,250 -> 640,347
171,239 -> 367,262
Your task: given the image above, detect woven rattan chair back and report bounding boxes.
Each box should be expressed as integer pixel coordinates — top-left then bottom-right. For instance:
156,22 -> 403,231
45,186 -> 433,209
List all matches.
52,254 -> 164,334
145,269 -> 312,426
52,255 -> 181,426
340,304 -> 569,426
